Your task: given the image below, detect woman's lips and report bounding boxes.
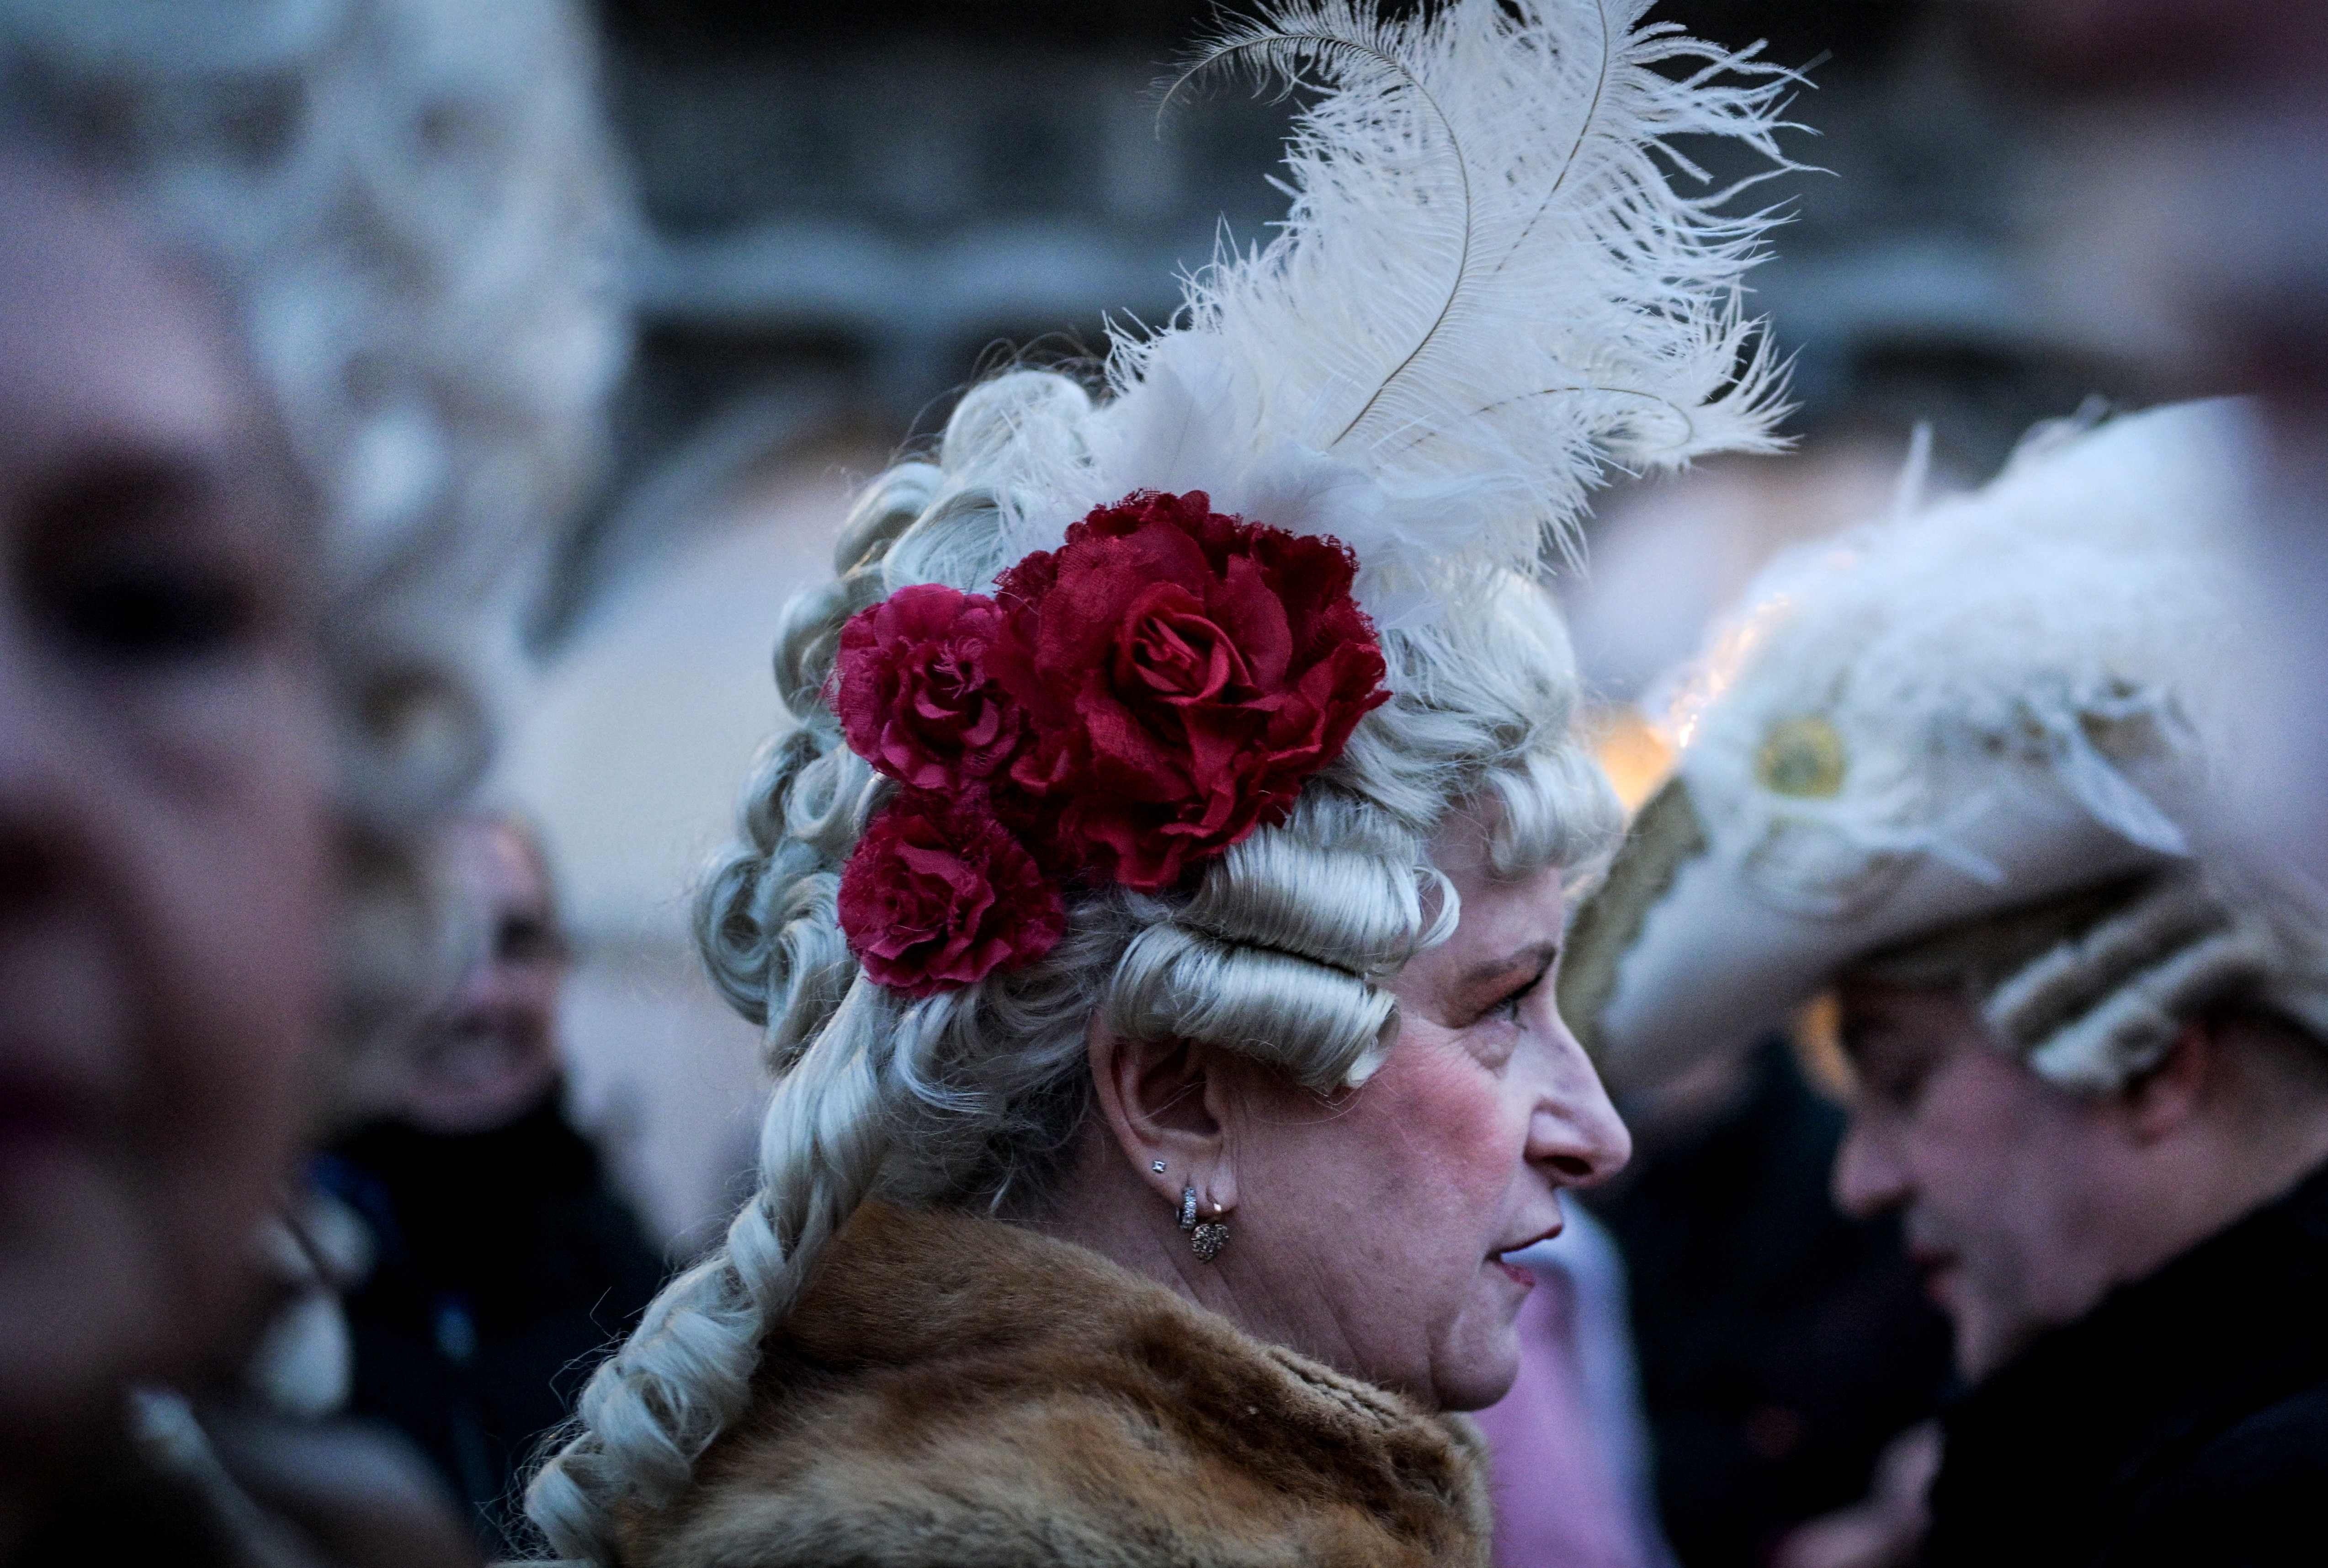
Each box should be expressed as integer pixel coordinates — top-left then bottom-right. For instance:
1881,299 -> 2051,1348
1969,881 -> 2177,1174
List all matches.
1488,1224 -> 1562,1288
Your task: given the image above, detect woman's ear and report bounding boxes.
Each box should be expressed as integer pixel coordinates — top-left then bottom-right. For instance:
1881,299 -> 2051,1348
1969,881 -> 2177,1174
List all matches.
1086,1013 -> 1239,1213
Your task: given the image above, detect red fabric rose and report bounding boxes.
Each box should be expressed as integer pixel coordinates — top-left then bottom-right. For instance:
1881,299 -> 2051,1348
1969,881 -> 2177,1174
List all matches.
837,792 -> 1064,995
991,490 -> 1389,890
833,583 -> 1024,792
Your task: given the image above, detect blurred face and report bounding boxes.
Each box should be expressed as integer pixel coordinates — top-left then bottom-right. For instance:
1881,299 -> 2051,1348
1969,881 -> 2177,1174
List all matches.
1831,979 -> 2129,1380
1220,813 -> 1631,1411
0,164 -> 330,1447
400,818 -> 567,1134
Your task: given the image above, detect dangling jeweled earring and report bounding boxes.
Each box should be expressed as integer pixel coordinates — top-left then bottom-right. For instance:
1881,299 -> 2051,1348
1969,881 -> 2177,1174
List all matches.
1179,1183 -> 1228,1261
1191,1201 -> 1230,1263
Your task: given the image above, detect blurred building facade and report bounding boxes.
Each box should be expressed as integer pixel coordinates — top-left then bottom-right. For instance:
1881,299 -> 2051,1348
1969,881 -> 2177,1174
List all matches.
544,0 -> 2147,642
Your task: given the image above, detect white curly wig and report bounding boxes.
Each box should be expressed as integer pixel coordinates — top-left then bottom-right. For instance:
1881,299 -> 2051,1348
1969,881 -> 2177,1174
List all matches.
0,0 -> 632,1058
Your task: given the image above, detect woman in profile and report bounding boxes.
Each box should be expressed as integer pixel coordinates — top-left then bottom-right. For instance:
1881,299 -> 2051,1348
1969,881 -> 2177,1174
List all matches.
529,2 -> 1795,1563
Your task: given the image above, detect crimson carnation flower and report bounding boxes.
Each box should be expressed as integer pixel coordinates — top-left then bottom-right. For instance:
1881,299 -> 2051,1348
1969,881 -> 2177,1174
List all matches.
833,583 -> 1025,792
836,792 -> 1063,995
991,490 -> 1390,890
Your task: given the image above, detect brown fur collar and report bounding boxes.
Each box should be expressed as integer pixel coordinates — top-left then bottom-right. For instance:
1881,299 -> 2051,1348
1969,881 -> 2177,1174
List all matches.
618,1201 -> 1492,1568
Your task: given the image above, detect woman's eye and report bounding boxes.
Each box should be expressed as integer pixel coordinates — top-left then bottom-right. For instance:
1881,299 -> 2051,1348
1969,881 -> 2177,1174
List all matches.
55,564 -> 254,662
497,914 -> 569,967
23,463 -> 284,668
1487,967 -> 1550,1027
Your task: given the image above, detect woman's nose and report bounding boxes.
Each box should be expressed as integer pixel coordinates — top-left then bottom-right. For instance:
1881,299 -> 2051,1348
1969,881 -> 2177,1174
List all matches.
1531,1037 -> 1632,1186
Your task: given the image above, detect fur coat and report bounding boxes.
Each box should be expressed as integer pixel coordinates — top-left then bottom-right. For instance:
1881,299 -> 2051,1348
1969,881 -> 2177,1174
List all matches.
617,1201 -> 1494,1568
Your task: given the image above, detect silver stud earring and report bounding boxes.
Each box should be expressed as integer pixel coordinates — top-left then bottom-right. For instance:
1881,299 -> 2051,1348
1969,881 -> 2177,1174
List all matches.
1152,1160 -> 1167,1174
1191,1201 -> 1230,1264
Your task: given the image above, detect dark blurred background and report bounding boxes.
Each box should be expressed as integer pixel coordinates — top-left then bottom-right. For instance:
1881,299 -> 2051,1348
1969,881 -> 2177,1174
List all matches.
546,0 -> 2140,644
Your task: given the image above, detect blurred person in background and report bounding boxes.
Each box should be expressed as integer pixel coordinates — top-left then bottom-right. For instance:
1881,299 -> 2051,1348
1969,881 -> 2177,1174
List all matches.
0,0 -> 627,1563
0,140 -> 453,1568
1563,400 -> 2328,1568
402,816 -> 578,1135
1583,1032 -> 1952,1568
318,813 -> 664,1557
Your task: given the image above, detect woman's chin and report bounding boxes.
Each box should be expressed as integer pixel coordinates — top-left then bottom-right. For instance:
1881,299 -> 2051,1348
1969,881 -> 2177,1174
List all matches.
1435,1353 -> 1521,1413
1430,1307 -> 1525,1412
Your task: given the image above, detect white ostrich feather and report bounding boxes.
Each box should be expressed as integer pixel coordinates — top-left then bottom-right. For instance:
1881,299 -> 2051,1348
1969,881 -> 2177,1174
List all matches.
997,0 -> 1796,617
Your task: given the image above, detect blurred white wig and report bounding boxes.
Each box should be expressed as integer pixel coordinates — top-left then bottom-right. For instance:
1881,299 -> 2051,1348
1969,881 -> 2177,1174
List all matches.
0,0 -> 633,1056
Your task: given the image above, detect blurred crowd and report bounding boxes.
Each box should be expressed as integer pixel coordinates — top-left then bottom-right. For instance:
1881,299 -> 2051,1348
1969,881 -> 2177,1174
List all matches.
2,2 -> 2324,1567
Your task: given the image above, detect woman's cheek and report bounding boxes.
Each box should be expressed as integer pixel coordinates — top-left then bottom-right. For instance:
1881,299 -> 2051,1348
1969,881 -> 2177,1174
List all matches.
139,673 -> 332,1335
1399,1035 -> 1525,1213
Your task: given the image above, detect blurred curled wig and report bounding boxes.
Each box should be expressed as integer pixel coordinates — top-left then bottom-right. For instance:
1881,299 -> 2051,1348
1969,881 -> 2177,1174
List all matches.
0,0 -> 632,1074
528,369 -> 1623,1562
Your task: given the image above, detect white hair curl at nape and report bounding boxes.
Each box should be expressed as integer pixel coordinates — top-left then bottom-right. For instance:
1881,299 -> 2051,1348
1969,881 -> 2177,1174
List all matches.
523,369 -> 1623,1563
0,0 -> 632,1054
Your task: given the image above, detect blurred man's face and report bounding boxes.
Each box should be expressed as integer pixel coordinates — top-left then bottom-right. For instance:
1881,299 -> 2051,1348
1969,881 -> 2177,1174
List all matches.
0,162 -> 330,1446
1830,980 -> 2130,1381
400,818 -> 566,1135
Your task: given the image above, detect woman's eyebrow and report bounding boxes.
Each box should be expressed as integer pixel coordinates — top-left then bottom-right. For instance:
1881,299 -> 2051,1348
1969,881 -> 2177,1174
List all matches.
1455,941 -> 1560,994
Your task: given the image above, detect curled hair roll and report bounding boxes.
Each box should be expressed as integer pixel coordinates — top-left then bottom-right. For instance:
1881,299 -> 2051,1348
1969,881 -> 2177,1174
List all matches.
1486,740 -> 1626,882
694,730 -> 882,1055
1175,789 -> 1453,976
702,461 -> 928,1056
1110,926 -> 1398,1089
831,462 -> 944,578
1337,574 -> 1622,872
1993,872 -> 2288,1091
